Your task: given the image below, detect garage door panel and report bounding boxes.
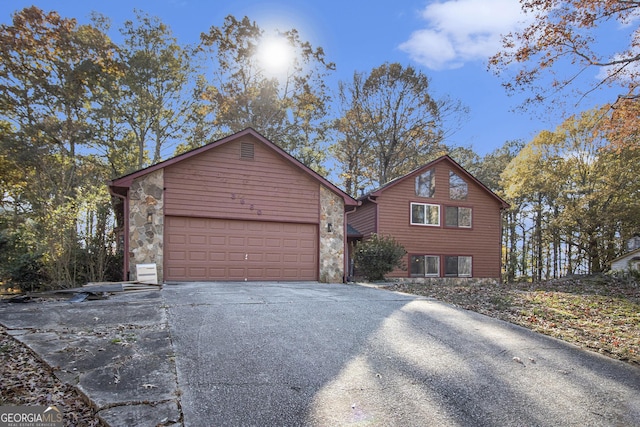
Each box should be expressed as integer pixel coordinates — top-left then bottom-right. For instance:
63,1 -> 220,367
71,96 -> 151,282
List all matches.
301,239 -> 315,249
228,267 -> 246,278
229,221 -> 245,231
209,252 -> 226,261
282,254 -> 298,263
167,266 -> 186,277
169,234 -> 186,244
189,218 -> 207,229
265,238 -> 280,248
209,236 -> 226,245
300,253 -> 315,263
247,222 -> 264,231
228,236 -> 245,246
168,251 -> 185,261
188,267 -> 206,277
209,221 -> 226,230
265,253 -> 281,262
189,235 -> 206,245
166,216 -> 317,281
264,223 -> 282,232
247,237 -> 264,247
208,267 -> 227,276
283,239 -> 299,248
189,251 -> 207,261
228,252 -> 246,262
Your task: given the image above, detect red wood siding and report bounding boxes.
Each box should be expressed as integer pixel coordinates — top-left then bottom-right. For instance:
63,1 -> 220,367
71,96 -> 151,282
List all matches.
164,134 -> 320,223
352,159 -> 503,279
348,201 -> 377,237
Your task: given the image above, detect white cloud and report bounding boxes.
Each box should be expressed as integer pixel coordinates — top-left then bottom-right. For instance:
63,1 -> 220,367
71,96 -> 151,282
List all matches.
399,0 -> 532,70
595,50 -> 640,84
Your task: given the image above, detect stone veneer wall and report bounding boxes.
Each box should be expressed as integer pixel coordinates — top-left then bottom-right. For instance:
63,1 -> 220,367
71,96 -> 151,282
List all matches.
385,277 -> 499,286
128,169 -> 164,283
319,186 -> 345,283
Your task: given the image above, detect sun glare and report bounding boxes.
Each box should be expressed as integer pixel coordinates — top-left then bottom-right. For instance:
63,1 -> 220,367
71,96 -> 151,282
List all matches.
257,35 -> 293,77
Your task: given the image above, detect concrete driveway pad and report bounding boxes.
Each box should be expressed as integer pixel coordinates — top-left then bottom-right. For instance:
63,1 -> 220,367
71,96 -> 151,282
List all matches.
164,282 -> 640,426
1,281 -> 639,426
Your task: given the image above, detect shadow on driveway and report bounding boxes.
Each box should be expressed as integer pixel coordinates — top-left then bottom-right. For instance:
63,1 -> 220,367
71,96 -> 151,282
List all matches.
164,282 -> 640,426
1,282 -> 639,426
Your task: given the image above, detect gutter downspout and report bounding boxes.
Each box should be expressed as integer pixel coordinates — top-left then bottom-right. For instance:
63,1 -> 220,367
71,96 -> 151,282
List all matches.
344,206 -> 358,282
108,186 -> 129,281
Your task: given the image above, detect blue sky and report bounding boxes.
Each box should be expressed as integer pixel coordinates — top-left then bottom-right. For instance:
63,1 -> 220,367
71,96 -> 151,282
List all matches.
0,0 -> 624,156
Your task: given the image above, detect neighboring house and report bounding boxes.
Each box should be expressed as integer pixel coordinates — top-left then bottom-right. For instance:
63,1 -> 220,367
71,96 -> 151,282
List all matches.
348,155 -> 509,279
611,236 -> 640,272
611,249 -> 640,272
109,128 -> 358,283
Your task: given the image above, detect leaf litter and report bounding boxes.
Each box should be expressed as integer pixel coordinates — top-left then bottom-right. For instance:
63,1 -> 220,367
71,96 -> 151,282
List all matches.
386,274 -> 639,365
0,326 -> 105,426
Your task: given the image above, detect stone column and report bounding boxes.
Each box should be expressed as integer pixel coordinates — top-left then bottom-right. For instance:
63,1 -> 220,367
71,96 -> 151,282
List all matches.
128,170 -> 164,283
319,186 -> 345,283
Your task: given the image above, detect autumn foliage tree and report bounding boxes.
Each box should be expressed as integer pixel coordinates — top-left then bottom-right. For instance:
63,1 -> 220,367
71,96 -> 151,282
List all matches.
196,15 -> 335,172
332,63 -> 461,195
501,107 -> 640,278
0,7 -> 121,288
490,0 -> 640,102
117,10 -> 196,169
489,0 -> 640,151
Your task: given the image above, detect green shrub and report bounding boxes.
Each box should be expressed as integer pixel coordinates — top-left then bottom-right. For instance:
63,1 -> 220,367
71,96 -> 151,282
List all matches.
0,229 -> 49,292
354,234 -> 406,281
6,252 -> 49,293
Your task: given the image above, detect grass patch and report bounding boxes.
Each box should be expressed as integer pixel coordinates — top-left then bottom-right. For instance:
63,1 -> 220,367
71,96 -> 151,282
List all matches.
386,275 -> 640,365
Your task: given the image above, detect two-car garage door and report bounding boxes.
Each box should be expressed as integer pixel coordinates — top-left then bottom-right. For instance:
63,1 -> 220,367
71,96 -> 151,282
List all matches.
165,216 -> 318,281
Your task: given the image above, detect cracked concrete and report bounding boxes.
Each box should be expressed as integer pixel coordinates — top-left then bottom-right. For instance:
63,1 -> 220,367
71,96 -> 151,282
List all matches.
2,282 -> 640,426
0,291 -> 182,427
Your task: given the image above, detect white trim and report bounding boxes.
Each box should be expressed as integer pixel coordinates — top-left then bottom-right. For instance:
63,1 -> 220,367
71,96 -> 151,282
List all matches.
410,202 -> 440,226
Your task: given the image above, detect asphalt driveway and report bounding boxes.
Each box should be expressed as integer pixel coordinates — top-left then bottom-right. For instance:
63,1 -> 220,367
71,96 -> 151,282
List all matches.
1,281 -> 639,426
164,282 -> 640,426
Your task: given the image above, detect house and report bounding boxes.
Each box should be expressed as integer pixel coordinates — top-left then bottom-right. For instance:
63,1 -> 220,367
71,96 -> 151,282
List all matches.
610,236 -> 640,272
611,249 -> 640,272
348,156 -> 509,279
108,128 -> 358,283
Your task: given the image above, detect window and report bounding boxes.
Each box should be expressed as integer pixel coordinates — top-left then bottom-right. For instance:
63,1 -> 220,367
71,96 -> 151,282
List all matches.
445,256 -> 472,277
445,206 -> 472,228
411,203 -> 440,226
411,255 -> 440,277
449,171 -> 467,200
415,169 -> 435,197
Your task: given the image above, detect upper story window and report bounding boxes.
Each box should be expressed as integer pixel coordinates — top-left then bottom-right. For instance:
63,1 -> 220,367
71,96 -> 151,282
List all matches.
449,171 -> 467,200
411,202 -> 440,226
445,206 -> 472,228
415,169 -> 435,198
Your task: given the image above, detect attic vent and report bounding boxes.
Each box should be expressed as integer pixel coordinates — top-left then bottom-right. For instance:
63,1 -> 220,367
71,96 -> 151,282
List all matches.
240,142 -> 255,160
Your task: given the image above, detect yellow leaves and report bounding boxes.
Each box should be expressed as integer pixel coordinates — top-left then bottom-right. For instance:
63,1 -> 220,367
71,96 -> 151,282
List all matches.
602,98 -> 640,151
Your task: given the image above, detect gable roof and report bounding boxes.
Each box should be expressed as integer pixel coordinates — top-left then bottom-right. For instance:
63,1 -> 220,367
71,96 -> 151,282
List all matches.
611,247 -> 640,264
108,128 -> 358,206
361,155 -> 509,209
